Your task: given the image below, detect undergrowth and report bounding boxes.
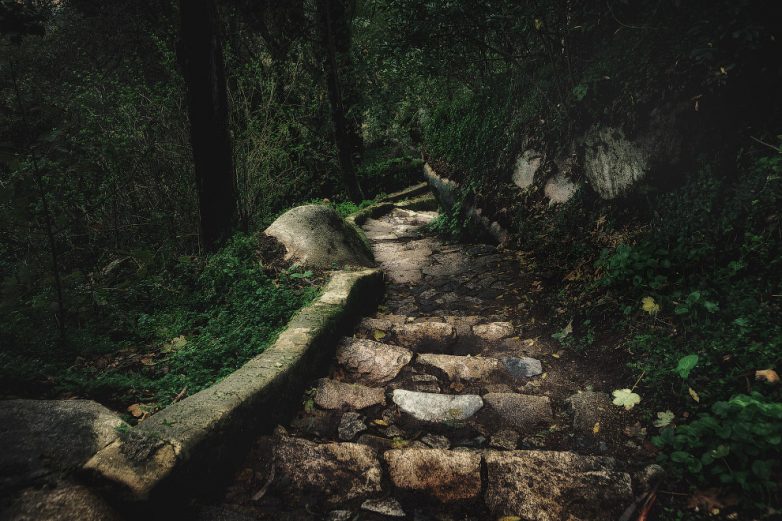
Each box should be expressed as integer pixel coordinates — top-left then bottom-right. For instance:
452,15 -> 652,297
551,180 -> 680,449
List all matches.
0,233 -> 319,416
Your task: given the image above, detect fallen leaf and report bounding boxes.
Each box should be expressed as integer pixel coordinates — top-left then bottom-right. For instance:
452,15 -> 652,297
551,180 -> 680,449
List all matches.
688,387 -> 700,402
127,403 -> 144,418
372,419 -> 389,427
641,296 -> 660,315
755,369 -> 780,384
612,388 -> 641,410
653,410 -> 675,428
139,356 -> 155,366
372,329 -> 386,341
499,517 -> 522,521
592,422 -> 601,434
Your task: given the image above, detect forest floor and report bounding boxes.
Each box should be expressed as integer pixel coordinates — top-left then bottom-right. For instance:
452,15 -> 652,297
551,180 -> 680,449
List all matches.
192,205 -> 659,520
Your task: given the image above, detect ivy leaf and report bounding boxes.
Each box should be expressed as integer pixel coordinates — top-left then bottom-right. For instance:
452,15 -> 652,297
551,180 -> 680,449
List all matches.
641,296 -> 660,315
653,410 -> 675,428
675,354 -> 699,379
612,388 -> 641,410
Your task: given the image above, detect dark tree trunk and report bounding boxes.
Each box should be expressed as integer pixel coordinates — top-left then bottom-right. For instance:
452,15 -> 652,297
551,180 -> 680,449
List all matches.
179,0 -> 236,252
316,0 -> 364,203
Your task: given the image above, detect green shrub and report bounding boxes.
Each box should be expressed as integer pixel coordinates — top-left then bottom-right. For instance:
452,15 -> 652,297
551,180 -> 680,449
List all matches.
653,393 -> 782,500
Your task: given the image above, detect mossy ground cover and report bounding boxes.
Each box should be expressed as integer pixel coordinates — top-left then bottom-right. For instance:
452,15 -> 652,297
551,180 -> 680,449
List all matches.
0,233 -> 321,420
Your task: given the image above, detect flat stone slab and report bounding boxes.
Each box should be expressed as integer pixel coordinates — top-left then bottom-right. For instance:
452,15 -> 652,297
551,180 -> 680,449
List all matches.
385,448 -> 482,502
394,322 -> 456,352
0,399 -> 126,491
484,450 -> 633,520
482,393 -> 553,430
392,390 -> 483,423
416,353 -> 500,380
273,437 -> 382,505
472,322 -> 514,341
501,356 -> 543,379
336,338 -> 412,385
315,379 -> 386,410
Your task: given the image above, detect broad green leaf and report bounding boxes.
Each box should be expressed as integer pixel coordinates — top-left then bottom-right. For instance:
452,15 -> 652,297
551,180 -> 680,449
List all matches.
675,354 -> 699,379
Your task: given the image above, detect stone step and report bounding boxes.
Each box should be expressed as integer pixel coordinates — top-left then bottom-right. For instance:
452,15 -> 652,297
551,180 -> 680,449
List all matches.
268,436 -> 638,520
414,352 -> 543,382
335,337 -> 413,385
357,316 -> 531,356
314,378 -> 386,410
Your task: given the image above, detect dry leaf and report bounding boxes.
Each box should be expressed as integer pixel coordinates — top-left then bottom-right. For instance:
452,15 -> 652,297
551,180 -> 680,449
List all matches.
127,403 -> 144,418
641,296 -> 660,315
372,419 -> 389,427
755,369 -> 780,384
688,387 -> 700,402
592,422 -> 601,434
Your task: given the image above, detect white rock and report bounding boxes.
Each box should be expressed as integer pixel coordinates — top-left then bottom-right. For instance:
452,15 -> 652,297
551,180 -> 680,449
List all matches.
392,390 -> 483,423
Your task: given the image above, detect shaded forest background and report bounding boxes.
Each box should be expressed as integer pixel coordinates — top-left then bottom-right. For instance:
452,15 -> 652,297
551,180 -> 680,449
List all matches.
1,0 -> 782,517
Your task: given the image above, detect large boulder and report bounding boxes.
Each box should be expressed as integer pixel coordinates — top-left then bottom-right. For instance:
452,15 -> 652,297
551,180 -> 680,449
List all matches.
0,399 -> 127,492
264,204 -> 374,269
583,126 -> 649,199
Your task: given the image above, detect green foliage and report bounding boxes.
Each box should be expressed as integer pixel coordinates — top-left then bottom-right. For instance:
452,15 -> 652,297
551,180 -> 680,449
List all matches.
0,233 -> 318,409
653,393 -> 782,499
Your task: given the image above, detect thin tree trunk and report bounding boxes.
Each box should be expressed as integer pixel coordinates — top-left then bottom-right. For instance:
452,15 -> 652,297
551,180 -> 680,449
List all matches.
179,0 -> 237,252
316,0 -> 363,203
10,60 -> 66,344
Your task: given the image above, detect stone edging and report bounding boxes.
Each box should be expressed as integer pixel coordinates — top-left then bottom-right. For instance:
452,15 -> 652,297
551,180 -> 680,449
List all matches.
83,268 -> 384,502
423,163 -> 508,244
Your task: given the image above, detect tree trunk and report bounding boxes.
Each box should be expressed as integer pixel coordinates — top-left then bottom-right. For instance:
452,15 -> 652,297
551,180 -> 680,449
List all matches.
316,0 -> 364,203
179,0 -> 236,252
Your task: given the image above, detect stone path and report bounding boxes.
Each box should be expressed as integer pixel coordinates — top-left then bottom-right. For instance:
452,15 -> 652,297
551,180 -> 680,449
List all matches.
206,204 -> 656,520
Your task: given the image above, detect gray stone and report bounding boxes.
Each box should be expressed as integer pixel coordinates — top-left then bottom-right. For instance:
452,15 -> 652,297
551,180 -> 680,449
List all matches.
392,390 -> 483,423
472,322 -> 514,341
408,374 -> 440,393
385,448 -> 482,502
336,338 -> 413,385
395,322 -> 456,352
0,399 -> 127,491
482,393 -> 552,430
544,173 -> 578,204
314,379 -> 386,410
360,498 -> 405,517
512,150 -> 543,189
489,430 -> 519,450
584,126 -> 648,200
273,437 -> 382,505
265,204 -> 373,268
501,356 -> 543,379
484,450 -> 633,520
338,412 -> 367,441
565,391 -> 613,435
417,353 -> 500,381
420,433 -> 450,449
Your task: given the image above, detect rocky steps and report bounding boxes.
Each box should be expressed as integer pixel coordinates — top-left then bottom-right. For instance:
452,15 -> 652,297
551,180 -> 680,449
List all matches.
208,206 -> 658,520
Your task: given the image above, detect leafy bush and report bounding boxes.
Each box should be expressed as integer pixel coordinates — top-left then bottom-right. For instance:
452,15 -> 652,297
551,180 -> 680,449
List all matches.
653,393 -> 782,499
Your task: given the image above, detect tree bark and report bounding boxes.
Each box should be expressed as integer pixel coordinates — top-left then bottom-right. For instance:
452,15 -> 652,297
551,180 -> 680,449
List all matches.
316,0 -> 364,203
179,0 -> 237,252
